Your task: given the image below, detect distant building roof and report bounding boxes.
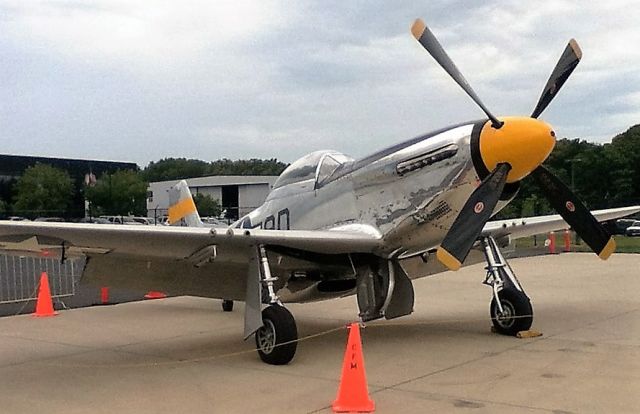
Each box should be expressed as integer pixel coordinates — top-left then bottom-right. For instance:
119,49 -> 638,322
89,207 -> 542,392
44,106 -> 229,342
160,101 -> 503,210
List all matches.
0,154 -> 138,178
151,175 -> 278,187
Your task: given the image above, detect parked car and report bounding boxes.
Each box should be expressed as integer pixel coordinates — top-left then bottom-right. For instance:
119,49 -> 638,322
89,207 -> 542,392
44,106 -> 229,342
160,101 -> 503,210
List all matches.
132,217 -> 155,225
99,215 -> 144,225
78,217 -> 111,224
615,218 -> 637,234
626,221 -> 640,237
201,217 -> 227,227
7,216 -> 30,221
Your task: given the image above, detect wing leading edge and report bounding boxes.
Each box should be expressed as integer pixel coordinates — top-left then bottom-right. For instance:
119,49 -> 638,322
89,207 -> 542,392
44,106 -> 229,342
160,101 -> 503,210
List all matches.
0,221 -> 383,261
0,205 -> 637,261
482,205 -> 640,240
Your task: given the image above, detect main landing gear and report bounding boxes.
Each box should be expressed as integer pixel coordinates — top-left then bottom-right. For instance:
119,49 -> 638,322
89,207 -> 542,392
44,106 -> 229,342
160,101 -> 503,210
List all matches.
255,305 -> 298,365
481,237 -> 533,335
253,245 -> 298,365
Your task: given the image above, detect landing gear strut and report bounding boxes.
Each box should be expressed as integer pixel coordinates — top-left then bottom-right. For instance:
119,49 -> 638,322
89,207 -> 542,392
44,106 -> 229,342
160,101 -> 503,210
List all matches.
481,237 -> 533,335
253,245 -> 298,365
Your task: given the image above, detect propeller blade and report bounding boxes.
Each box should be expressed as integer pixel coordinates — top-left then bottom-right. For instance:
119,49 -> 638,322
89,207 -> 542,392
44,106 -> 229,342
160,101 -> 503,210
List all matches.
437,163 -> 511,270
532,165 -> 615,259
411,18 -> 503,128
531,39 -> 582,118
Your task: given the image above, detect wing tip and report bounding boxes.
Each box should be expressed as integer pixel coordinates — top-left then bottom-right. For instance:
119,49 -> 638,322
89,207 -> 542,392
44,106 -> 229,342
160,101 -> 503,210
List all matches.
598,237 -> 616,260
411,18 -> 426,40
437,247 -> 462,271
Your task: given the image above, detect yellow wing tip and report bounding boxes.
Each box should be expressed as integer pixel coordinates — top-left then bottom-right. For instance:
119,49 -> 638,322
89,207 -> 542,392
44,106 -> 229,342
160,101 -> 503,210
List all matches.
411,18 -> 426,40
598,237 -> 616,260
437,247 -> 462,271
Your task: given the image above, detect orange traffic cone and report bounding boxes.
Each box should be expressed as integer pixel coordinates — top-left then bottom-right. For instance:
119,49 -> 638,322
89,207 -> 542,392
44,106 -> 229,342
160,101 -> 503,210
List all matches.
144,291 -> 167,299
332,323 -> 375,413
33,272 -> 58,317
100,287 -> 110,304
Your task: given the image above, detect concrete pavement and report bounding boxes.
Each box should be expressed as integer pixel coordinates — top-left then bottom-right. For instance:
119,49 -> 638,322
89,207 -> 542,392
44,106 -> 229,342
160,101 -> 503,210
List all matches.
0,253 -> 638,413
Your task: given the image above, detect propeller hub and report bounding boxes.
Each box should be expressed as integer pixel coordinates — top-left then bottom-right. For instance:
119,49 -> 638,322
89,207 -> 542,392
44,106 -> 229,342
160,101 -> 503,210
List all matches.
478,117 -> 556,183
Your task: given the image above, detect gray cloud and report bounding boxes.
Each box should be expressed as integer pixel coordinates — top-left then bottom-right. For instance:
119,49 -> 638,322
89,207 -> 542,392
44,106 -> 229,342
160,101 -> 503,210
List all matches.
1,0 -> 639,166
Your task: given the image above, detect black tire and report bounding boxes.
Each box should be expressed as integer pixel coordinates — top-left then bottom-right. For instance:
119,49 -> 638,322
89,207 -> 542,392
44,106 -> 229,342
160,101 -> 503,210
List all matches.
221,300 -> 234,312
254,305 -> 298,365
490,288 -> 533,336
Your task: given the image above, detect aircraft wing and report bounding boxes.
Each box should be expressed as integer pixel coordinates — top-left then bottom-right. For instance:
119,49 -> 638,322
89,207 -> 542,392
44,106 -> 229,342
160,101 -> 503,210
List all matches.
483,205 -> 640,240
0,221 -> 382,261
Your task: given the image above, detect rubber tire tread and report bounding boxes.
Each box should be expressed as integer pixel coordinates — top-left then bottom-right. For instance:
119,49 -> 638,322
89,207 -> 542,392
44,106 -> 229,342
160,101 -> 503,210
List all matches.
256,306 -> 298,365
490,288 -> 533,336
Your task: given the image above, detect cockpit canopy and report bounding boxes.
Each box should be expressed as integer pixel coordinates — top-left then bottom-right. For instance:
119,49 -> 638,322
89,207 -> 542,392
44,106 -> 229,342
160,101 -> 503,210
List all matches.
273,150 -> 354,189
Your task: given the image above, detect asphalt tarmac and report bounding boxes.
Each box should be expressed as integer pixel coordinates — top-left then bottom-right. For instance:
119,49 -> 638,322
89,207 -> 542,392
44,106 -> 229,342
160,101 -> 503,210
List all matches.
0,253 -> 638,413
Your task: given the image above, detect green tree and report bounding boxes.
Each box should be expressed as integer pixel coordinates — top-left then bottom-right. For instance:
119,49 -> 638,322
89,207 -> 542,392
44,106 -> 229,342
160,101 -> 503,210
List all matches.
143,158 -> 209,182
207,158 -> 288,176
142,157 -> 288,182
193,193 -> 222,217
13,163 -> 74,217
86,170 -> 148,216
0,199 -> 6,216
605,124 -> 640,205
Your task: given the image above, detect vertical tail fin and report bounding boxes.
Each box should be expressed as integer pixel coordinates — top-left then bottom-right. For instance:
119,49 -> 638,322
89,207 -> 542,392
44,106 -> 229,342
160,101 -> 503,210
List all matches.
168,180 -> 203,227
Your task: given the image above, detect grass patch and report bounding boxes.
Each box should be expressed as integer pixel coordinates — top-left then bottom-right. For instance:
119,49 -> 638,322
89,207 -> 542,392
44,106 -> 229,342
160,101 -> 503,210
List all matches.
515,234 -> 640,253
612,235 -> 640,253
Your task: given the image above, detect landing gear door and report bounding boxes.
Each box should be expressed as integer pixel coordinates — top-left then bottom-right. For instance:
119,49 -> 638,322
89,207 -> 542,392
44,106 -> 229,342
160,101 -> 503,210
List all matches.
356,259 -> 415,321
243,252 -> 263,339
385,261 -> 414,319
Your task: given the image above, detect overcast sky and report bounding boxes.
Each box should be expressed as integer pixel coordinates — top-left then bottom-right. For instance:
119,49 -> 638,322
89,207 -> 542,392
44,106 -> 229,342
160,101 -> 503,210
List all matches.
1,0 -> 639,167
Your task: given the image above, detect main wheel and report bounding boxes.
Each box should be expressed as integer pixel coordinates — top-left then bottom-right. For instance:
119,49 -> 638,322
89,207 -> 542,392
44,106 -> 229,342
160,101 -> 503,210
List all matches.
254,305 -> 298,365
490,288 -> 533,336
221,300 -> 234,312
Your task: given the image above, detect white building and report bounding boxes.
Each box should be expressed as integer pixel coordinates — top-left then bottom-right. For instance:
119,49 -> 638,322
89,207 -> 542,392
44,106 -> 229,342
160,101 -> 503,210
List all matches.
147,175 -> 278,221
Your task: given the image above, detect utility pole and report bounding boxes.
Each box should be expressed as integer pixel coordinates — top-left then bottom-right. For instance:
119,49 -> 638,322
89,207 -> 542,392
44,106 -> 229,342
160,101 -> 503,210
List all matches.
569,158 -> 582,244
570,157 -> 582,192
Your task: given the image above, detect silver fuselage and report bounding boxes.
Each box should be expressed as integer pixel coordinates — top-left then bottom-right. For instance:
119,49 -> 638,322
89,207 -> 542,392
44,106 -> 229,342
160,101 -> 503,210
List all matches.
236,121 -> 511,259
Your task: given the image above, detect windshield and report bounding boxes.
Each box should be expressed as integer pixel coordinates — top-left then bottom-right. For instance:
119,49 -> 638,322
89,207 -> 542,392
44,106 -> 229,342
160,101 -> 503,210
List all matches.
273,152 -> 322,189
316,152 -> 353,187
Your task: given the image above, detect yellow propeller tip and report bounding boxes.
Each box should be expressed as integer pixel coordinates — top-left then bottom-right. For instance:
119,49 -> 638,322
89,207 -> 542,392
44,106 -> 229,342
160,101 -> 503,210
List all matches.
569,38 -> 582,60
437,247 -> 462,271
598,238 -> 616,260
411,18 -> 426,40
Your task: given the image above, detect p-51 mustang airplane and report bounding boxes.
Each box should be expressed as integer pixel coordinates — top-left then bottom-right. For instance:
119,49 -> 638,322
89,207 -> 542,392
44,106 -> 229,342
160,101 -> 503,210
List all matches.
1,19 -> 638,365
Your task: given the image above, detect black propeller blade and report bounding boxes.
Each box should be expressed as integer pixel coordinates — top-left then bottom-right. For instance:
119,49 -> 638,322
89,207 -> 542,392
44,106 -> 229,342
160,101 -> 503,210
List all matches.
532,166 -> 616,259
437,163 -> 512,270
531,39 -> 582,119
410,18 -> 610,265
411,19 -> 503,129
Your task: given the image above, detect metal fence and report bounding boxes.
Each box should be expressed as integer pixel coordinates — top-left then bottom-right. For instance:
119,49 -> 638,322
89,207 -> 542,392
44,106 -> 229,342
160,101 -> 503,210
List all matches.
0,254 -> 85,304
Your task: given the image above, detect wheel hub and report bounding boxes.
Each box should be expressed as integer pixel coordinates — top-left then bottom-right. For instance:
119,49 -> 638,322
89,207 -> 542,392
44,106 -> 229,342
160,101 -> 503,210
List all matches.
256,319 -> 276,354
495,300 -> 516,328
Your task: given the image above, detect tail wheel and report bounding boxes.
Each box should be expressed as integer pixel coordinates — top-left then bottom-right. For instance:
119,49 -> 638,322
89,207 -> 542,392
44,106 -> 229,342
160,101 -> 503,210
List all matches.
255,305 -> 298,365
221,300 -> 234,312
490,288 -> 533,336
